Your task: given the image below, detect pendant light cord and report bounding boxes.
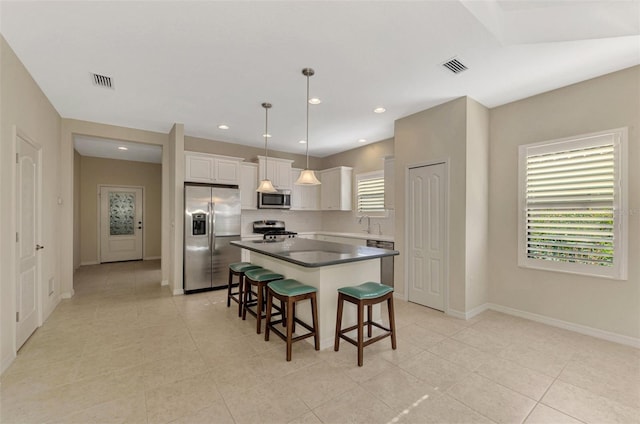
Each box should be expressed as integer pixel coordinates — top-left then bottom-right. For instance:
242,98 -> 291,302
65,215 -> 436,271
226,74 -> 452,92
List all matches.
305,72 -> 310,170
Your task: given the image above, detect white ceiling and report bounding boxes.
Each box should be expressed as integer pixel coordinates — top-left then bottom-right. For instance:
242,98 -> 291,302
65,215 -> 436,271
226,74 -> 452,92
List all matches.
74,136 -> 162,164
2,1 -> 639,158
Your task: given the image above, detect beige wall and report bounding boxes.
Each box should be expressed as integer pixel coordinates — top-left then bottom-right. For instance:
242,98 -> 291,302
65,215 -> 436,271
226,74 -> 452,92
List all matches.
1,35 -> 62,372
73,150 -> 81,270
489,66 -> 640,339
394,97 -> 469,310
465,99 -> 490,311
319,138 -> 395,235
78,156 -> 162,264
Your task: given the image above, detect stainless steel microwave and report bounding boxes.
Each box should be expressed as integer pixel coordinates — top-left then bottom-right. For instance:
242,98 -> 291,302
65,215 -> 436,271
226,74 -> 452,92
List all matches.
258,189 -> 291,209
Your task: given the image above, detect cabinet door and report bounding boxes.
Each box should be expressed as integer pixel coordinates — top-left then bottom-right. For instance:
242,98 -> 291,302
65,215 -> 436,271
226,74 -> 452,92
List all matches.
215,158 -> 241,185
384,157 -> 395,210
185,154 -> 215,183
274,160 -> 292,189
292,169 -> 320,210
240,163 -> 258,210
320,169 -> 340,210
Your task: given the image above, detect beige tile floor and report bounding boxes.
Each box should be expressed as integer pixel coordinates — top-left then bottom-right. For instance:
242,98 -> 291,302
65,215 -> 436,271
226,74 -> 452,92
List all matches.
1,260 -> 639,424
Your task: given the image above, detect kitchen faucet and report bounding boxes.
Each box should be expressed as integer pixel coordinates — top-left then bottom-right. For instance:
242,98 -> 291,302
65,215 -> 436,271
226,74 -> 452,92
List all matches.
358,215 -> 371,234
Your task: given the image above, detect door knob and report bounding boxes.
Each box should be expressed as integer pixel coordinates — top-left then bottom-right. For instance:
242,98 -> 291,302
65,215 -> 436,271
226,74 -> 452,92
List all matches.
36,244 -> 44,250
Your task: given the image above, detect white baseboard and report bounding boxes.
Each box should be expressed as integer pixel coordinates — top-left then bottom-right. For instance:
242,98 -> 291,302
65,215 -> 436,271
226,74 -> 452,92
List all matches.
80,261 -> 99,266
60,289 -> 74,299
172,288 -> 184,295
446,308 -> 466,320
488,303 -> 640,349
144,256 -> 161,261
466,303 -> 490,320
161,279 -> 169,286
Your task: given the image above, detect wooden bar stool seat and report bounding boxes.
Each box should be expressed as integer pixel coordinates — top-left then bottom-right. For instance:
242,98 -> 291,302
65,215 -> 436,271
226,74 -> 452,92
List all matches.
227,262 -> 262,317
334,282 -> 396,366
242,268 -> 284,334
265,279 -> 319,361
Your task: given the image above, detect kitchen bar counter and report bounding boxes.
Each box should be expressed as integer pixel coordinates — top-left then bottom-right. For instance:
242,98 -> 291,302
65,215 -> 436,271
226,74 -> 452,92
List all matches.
230,238 -> 398,349
230,238 -> 398,268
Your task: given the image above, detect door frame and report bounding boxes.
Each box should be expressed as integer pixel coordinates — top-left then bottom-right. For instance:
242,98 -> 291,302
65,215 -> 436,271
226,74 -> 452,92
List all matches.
15,127 -> 44,348
403,159 -> 450,314
97,184 -> 145,263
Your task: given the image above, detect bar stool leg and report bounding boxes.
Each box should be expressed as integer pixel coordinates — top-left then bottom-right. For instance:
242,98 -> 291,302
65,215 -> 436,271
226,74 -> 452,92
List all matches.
334,293 -> 344,351
388,296 -> 397,349
242,278 -> 250,321
227,270 -> 233,308
286,297 -> 294,361
357,301 -> 364,367
367,304 -> 373,338
311,294 -> 320,351
264,290 -> 273,341
256,282 -> 264,334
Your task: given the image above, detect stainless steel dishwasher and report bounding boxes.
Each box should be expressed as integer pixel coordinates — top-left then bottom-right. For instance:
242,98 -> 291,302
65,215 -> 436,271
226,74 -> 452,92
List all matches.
366,239 -> 395,287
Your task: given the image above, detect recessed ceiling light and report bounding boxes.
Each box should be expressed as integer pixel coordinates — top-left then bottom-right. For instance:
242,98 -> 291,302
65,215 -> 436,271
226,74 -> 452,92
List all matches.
308,98 -> 322,105
262,133 -> 272,138
299,140 -> 307,144
117,146 -> 128,151
358,139 -> 367,143
217,124 -> 229,130
373,107 -> 386,114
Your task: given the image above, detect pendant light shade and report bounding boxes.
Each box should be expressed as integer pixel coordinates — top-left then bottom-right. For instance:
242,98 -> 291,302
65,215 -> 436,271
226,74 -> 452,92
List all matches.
256,102 -> 278,193
295,68 -> 321,186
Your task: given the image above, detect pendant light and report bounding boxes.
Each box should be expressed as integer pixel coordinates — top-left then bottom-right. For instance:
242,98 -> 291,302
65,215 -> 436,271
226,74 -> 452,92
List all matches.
256,102 -> 278,193
295,68 -> 321,185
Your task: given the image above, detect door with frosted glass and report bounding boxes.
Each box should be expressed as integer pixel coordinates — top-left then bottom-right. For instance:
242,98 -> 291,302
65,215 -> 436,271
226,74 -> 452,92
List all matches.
100,186 -> 143,262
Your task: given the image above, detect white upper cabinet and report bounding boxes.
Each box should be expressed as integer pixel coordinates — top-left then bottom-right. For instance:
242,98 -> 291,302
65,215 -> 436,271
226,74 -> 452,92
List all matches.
291,168 -> 320,210
258,156 -> 293,190
319,166 -> 353,211
384,156 -> 395,210
184,151 -> 243,185
240,162 -> 258,210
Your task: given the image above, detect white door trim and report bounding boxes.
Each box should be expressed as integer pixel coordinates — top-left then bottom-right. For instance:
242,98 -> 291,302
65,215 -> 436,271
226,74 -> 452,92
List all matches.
97,184 -> 145,262
15,127 -> 43,349
403,158 -> 450,314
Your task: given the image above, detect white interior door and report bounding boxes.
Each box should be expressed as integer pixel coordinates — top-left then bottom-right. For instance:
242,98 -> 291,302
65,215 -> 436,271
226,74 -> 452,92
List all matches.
16,134 -> 41,349
408,162 -> 447,311
100,186 -> 143,263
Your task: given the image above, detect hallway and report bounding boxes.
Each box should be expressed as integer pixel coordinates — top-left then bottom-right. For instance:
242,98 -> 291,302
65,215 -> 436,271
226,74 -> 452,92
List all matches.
1,261 -> 638,423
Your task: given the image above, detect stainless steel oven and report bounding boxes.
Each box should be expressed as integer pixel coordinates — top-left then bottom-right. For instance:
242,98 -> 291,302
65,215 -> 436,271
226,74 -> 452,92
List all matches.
258,190 -> 291,209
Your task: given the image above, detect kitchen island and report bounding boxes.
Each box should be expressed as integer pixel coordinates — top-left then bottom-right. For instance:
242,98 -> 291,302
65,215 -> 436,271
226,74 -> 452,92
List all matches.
231,238 -> 399,349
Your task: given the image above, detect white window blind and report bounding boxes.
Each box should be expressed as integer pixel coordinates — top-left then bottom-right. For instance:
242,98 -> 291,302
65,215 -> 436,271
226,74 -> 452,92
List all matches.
356,172 -> 385,214
518,128 -> 627,279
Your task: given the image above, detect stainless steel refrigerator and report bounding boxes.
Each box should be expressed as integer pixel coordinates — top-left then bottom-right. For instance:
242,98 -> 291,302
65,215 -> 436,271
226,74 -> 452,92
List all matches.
184,183 -> 241,293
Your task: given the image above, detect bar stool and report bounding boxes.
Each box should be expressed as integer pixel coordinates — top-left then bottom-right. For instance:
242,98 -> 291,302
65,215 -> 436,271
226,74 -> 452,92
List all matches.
264,279 -> 319,361
242,268 -> 284,334
334,282 -> 397,366
227,262 -> 262,317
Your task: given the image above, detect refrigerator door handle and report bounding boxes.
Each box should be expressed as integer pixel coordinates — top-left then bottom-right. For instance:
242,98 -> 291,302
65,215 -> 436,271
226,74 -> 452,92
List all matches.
209,202 -> 216,251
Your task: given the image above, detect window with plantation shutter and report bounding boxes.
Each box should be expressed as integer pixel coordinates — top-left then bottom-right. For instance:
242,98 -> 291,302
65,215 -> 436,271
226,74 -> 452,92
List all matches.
356,171 -> 385,215
518,128 -> 627,280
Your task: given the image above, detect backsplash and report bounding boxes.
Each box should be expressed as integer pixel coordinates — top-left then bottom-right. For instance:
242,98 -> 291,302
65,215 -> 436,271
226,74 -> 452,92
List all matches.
241,209 -> 323,235
241,209 -> 394,237
321,210 -> 395,237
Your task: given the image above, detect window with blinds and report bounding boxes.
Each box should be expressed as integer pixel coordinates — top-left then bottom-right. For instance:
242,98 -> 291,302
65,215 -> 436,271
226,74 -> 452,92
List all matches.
518,128 -> 627,280
356,171 -> 385,215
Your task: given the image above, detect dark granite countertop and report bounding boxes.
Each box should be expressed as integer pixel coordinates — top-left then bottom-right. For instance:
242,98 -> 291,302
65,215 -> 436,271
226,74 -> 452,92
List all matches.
231,238 -> 399,268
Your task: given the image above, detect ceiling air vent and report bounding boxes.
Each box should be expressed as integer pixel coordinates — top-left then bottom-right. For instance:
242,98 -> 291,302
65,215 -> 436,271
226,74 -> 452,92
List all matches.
441,58 -> 468,74
91,73 -> 113,89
